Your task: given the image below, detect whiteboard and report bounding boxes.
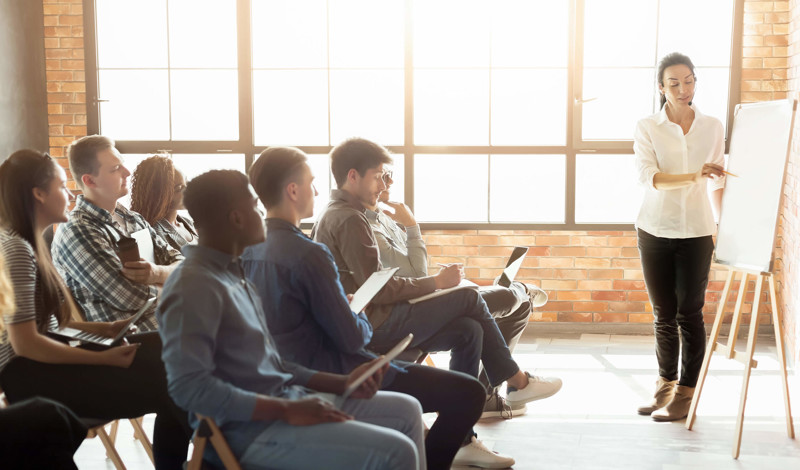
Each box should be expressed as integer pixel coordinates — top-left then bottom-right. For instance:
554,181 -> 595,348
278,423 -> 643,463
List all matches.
714,99 -> 796,273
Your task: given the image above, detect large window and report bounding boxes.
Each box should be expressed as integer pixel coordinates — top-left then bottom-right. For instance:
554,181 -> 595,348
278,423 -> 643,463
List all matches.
87,0 -> 742,227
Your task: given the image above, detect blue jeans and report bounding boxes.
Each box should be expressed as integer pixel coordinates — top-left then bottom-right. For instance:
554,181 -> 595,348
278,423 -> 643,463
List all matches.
216,391 -> 425,470
369,288 -> 519,387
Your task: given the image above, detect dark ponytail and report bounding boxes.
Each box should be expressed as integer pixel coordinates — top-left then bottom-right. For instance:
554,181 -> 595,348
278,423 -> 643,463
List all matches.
657,52 -> 696,109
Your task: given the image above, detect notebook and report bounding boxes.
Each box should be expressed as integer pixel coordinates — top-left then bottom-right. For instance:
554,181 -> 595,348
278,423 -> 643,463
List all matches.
49,296 -> 157,347
349,267 -> 400,313
496,246 -> 529,288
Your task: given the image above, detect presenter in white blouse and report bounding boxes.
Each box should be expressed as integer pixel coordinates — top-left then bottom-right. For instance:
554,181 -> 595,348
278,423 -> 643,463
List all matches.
633,53 -> 727,422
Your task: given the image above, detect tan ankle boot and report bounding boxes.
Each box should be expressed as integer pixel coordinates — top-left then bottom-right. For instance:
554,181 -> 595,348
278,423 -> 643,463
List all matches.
637,377 -> 677,415
652,385 -> 695,421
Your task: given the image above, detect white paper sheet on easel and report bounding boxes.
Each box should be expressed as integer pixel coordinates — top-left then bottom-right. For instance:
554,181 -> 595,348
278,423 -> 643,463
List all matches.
130,228 -> 155,264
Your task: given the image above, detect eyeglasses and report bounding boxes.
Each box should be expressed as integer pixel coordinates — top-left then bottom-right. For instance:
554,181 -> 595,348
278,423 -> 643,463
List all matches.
174,183 -> 187,193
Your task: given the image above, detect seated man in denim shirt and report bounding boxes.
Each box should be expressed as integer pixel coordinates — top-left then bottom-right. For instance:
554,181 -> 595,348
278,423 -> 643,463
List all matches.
158,169 -> 425,470
242,147 -> 513,470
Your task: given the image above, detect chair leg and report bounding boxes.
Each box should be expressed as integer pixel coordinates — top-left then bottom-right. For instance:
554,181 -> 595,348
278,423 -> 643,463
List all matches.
130,417 -> 155,464
186,433 -> 207,470
108,420 -> 120,446
94,426 -> 127,470
424,355 -> 435,367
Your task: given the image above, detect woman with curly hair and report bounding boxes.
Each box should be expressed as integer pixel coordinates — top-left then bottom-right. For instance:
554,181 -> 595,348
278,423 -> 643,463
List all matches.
130,155 -> 197,250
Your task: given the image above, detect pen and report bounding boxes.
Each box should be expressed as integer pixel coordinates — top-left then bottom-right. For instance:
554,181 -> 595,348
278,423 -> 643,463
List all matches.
721,170 -> 739,177
338,269 -> 353,275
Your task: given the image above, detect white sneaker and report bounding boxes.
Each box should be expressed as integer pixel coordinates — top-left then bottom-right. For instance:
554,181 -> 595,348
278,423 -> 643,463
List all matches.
480,391 -> 527,420
505,372 -> 562,407
453,436 -> 515,469
526,284 -> 548,308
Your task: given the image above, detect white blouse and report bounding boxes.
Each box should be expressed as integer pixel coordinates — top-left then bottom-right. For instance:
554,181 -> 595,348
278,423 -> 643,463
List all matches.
634,104 -> 726,239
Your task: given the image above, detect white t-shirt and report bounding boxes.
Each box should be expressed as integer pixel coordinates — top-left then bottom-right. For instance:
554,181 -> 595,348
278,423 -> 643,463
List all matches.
634,104 -> 726,239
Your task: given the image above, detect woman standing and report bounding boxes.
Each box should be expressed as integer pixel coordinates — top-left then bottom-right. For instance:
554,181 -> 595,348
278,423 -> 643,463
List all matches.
634,53 -> 726,421
131,155 -> 197,250
0,150 -> 191,469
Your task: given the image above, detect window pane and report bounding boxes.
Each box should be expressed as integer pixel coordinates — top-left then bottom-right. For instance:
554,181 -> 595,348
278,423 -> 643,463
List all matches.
99,70 -> 170,140
329,0 -> 404,68
168,0 -> 237,68
303,154 -> 334,223
491,69 -> 567,145
330,70 -> 404,146
658,0 -> 734,67
414,155 -> 488,223
96,0 -> 167,69
575,154 -> 643,223
491,0 -> 569,68
583,0 -> 657,67
582,68 -> 655,140
171,154 -> 246,181
490,155 -> 565,223
413,0 -> 490,68
695,67 -> 731,131
415,70 -> 489,145
170,70 -> 239,141
253,70 -> 328,146
251,0 -> 327,68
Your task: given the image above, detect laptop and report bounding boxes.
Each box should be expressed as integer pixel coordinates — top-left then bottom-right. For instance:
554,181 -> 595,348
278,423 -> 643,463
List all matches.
496,246 -> 529,288
50,296 -> 157,347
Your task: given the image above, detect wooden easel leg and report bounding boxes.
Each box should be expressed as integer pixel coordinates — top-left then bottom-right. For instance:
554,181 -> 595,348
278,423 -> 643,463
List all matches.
727,273 -> 750,358
768,275 -> 795,438
733,274 -> 764,459
687,268 -> 735,430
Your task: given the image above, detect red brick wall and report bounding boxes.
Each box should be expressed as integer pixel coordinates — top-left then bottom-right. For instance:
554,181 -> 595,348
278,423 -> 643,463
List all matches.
783,0 -> 800,367
43,0 -> 85,191
40,0 -> 798,364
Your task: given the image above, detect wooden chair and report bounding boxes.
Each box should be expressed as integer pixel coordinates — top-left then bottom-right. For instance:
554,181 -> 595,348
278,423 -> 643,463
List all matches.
186,414 -> 242,470
83,417 -> 155,470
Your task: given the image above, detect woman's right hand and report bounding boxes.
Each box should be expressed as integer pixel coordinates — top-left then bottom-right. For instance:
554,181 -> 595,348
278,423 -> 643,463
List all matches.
694,163 -> 725,182
100,343 -> 140,368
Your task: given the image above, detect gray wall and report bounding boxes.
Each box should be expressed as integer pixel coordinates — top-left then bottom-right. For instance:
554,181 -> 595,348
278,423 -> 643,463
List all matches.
0,0 -> 48,162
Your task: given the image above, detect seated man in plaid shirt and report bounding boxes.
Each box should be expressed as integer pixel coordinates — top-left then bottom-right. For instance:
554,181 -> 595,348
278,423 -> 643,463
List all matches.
52,135 -> 183,331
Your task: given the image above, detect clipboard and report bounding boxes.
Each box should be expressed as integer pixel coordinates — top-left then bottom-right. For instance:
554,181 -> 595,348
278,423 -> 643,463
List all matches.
341,333 -> 413,400
348,267 -> 399,313
130,228 -> 155,264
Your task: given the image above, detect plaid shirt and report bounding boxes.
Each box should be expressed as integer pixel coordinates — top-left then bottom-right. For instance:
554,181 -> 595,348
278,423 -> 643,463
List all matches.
52,195 -> 183,331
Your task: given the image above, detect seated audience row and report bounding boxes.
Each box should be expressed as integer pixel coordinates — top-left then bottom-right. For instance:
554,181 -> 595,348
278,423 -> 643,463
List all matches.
0,149 -> 192,469
0,134 -> 559,469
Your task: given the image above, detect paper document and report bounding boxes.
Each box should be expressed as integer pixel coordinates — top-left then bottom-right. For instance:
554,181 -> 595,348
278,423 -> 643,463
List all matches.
407,279 -> 479,304
349,267 -> 400,313
130,228 -> 155,263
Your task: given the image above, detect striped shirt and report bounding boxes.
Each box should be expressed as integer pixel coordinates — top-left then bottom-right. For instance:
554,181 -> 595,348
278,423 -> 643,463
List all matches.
51,196 -> 183,331
0,230 -> 58,373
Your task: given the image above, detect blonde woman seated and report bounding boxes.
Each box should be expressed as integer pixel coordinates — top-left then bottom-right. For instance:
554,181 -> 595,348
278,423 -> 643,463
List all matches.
131,155 -> 197,250
0,150 -> 191,469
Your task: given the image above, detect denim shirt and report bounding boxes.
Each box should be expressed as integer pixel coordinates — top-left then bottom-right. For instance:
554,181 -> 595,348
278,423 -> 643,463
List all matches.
242,219 -> 394,380
157,244 -> 314,428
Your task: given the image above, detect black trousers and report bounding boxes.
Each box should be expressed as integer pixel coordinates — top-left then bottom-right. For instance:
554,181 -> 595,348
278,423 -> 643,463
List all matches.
0,397 -> 87,469
0,332 -> 192,470
477,283 -> 533,392
383,364 -> 484,470
638,229 -> 714,387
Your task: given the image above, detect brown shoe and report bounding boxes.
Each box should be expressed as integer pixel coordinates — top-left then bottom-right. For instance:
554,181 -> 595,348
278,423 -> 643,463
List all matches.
637,377 -> 677,415
652,385 -> 695,421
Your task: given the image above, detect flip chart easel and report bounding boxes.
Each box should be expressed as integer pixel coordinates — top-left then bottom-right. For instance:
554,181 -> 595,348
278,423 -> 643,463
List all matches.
686,99 -> 796,458
686,266 -> 794,458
